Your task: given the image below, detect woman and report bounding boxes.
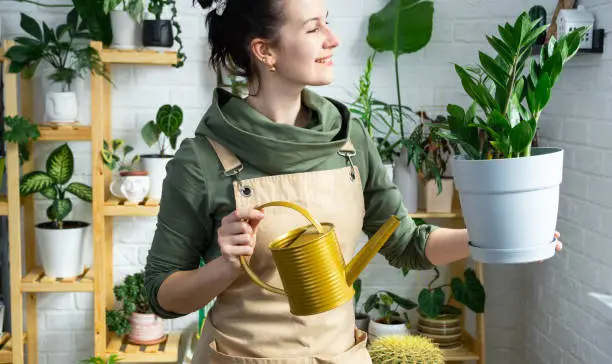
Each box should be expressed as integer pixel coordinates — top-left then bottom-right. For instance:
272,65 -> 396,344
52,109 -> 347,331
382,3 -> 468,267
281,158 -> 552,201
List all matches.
144,0 -> 562,362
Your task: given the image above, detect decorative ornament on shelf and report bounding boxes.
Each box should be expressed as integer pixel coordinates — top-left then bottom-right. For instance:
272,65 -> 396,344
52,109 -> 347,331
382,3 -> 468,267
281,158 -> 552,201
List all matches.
557,5 -> 595,49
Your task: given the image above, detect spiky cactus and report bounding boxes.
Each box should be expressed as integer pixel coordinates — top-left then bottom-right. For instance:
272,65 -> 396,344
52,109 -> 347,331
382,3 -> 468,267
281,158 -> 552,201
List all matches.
368,335 -> 445,364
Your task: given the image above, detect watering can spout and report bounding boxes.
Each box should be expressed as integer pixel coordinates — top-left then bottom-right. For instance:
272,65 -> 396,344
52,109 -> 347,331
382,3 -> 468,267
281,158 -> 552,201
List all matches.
345,215 -> 401,286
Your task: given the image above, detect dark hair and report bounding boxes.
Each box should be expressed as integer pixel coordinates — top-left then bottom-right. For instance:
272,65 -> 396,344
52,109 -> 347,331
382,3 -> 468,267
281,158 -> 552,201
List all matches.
194,0 -> 284,81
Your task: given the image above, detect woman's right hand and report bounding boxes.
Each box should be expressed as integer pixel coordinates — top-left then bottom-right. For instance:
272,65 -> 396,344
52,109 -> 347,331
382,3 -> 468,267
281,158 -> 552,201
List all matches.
217,208 -> 265,270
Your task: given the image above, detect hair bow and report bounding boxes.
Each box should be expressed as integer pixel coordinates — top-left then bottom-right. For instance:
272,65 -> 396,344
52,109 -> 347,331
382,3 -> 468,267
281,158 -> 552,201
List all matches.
211,0 -> 227,16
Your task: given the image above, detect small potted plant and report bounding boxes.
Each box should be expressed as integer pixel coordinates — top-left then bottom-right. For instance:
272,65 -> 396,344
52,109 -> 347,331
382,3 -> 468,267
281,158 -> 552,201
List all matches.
106,272 -> 166,345
440,12 -> 588,263
140,104 -> 183,201
19,143 -> 92,278
103,0 -> 145,50
352,278 -> 370,332
364,290 -> 416,342
80,353 -> 121,364
414,267 -> 485,349
142,0 -> 186,67
101,139 -> 149,204
413,111 -> 459,213
4,11 -> 110,124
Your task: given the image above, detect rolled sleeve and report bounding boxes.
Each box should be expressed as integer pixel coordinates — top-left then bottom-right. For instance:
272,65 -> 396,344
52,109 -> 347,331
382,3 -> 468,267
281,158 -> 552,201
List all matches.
144,139 -> 212,319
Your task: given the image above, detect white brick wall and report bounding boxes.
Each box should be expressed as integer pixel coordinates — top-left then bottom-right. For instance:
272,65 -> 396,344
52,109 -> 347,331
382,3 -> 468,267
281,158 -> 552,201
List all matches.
2,0 -> 611,363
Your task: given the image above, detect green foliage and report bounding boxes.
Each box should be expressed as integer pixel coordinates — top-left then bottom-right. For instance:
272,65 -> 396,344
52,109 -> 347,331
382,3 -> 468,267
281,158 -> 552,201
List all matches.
106,272 -> 151,336
366,0 -> 433,140
4,11 -> 110,91
101,139 -> 140,172
141,104 -> 183,156
417,267 -> 485,319
103,0 -> 145,23
80,354 -> 121,364
364,290 -> 417,326
19,143 -> 92,228
442,12 -> 589,160
3,115 -> 41,165
72,0 -> 113,46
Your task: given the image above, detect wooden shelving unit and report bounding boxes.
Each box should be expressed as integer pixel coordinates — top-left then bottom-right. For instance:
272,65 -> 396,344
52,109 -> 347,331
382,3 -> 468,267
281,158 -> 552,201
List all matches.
89,41 -> 181,362
1,39 -> 181,363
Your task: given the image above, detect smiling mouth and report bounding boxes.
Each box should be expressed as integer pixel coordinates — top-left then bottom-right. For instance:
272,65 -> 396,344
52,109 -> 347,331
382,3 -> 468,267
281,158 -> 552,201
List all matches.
315,56 -> 333,65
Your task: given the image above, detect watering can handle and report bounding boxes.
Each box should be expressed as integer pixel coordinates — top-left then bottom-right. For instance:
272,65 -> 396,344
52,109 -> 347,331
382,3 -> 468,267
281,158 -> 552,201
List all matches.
238,201 -> 325,296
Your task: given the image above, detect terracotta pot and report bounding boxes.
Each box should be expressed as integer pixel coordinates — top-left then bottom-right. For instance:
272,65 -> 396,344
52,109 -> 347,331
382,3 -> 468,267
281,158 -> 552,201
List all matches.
128,312 -> 165,345
424,178 -> 455,213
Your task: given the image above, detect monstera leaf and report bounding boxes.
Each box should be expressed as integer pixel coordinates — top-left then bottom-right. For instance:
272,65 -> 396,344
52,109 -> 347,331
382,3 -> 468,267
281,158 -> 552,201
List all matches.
366,0 -> 434,57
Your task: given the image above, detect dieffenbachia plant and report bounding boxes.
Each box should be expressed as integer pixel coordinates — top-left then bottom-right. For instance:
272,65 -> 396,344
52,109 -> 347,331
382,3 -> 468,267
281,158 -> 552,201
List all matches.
19,143 -> 92,228
442,12 -> 589,160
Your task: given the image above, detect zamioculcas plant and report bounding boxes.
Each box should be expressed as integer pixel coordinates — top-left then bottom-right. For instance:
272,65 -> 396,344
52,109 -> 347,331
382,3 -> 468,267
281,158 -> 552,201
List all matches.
439,12 -> 587,263
19,143 -> 92,228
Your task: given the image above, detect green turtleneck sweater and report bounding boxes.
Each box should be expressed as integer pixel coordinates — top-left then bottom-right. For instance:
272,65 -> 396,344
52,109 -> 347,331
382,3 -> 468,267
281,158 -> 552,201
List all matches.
144,88 -> 438,319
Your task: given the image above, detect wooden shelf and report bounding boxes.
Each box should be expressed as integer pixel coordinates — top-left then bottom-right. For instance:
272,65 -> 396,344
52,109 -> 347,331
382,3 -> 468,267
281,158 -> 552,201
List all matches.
442,346 -> 480,361
100,47 -> 178,65
409,209 -> 463,219
38,123 -> 91,141
0,195 -> 8,216
104,197 -> 160,216
21,266 -> 94,292
0,333 -> 27,364
106,332 -> 181,362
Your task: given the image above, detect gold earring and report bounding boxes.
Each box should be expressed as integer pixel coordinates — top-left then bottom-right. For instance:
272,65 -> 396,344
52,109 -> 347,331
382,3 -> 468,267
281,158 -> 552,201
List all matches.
270,64 -> 276,72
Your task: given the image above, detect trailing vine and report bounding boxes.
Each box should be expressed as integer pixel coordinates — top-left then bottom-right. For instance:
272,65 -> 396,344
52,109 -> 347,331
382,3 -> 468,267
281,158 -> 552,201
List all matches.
169,0 -> 186,68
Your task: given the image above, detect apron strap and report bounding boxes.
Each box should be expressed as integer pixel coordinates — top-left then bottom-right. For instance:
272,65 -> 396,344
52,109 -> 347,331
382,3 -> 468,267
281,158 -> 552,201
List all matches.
206,137 -> 354,175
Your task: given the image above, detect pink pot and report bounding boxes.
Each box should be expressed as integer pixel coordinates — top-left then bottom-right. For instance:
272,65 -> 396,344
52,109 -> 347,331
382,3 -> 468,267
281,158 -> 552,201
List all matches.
128,312 -> 165,344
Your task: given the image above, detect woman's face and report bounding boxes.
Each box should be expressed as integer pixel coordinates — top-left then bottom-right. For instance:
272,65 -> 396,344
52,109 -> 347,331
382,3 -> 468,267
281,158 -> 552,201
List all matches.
270,0 -> 339,87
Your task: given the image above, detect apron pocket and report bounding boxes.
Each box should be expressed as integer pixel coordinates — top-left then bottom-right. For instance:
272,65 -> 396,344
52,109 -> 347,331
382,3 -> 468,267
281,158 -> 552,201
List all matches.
314,328 -> 372,364
207,340 -> 315,364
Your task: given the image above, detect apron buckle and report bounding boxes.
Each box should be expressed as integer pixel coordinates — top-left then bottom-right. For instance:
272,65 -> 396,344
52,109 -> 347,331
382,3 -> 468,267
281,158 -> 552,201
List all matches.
338,150 -> 357,181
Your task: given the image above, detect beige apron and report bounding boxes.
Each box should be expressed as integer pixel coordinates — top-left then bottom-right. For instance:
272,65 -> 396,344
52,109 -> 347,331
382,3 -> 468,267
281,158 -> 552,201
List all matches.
192,137 -> 372,364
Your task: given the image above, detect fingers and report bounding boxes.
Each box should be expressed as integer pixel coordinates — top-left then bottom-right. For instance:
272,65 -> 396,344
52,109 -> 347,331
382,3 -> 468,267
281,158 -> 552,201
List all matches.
555,241 -> 563,251
218,208 -> 265,269
554,231 -> 560,238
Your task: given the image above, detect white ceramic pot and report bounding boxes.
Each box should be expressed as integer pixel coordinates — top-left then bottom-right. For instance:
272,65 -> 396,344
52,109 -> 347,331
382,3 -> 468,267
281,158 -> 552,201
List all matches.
110,171 -> 150,204
128,313 -> 165,344
45,91 -> 78,123
110,10 -> 142,50
424,178 -> 455,213
393,148 -> 419,213
367,317 -> 410,343
141,155 -> 173,201
451,147 -> 562,264
35,221 -> 89,278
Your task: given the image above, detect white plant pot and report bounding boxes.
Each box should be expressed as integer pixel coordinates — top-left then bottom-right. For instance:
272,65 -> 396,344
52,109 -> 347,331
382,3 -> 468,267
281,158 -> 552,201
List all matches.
393,148 -> 419,213
35,221 -> 89,278
110,10 -> 142,50
44,91 -> 78,123
141,155 -> 173,201
367,318 -> 410,343
451,147 -> 562,264
355,313 -> 370,332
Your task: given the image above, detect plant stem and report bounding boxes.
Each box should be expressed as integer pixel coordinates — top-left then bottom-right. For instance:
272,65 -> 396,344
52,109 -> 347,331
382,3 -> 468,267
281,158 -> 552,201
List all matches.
428,267 -> 441,290
394,54 -> 405,139
12,0 -> 71,7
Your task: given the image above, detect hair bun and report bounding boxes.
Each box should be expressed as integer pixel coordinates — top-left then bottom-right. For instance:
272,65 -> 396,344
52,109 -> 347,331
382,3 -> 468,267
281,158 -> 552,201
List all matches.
194,0 -> 214,9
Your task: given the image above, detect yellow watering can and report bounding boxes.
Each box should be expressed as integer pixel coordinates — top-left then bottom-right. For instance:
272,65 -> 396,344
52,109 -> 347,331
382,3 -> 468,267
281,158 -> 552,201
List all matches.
239,201 -> 400,316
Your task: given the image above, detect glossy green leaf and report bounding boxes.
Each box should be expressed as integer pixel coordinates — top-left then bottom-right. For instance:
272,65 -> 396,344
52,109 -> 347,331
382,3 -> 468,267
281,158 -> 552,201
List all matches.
535,72 -> 552,111
46,143 -> 74,185
479,51 -> 508,88
40,186 -> 57,200
141,120 -> 160,147
366,0 -> 434,57
47,198 -> 72,223
486,35 -> 513,65
418,287 -> 445,319
384,291 -> 417,310
489,110 -> 511,131
65,182 -> 92,202
451,268 -> 485,313
156,104 -> 183,139
510,120 -> 534,153
20,13 -> 43,41
20,171 -> 53,196
364,294 -> 378,313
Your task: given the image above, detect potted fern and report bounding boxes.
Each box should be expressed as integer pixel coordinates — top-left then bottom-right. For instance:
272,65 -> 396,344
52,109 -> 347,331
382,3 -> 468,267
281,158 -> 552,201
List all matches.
106,272 -> 165,344
4,11 -> 110,124
19,143 -> 92,278
103,0 -> 145,50
140,104 -> 183,201
441,12 -> 588,263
